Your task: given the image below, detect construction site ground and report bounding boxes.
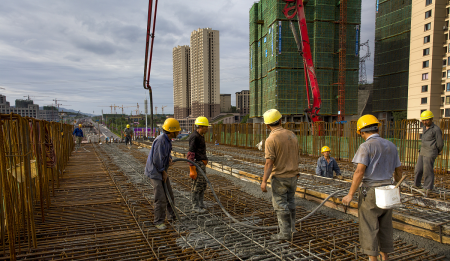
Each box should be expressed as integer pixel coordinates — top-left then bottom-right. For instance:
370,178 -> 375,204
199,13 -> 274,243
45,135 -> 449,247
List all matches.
5,141 -> 450,260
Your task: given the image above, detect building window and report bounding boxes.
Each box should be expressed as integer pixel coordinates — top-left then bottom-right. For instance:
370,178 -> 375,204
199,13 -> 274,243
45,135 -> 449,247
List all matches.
444,71 -> 447,78
424,23 -> 431,31
446,109 -> 450,117
423,48 -> 430,55
442,97 -> 445,106
422,73 -> 429,80
447,96 -> 450,104
423,60 -> 429,68
421,97 -> 427,104
426,0 -> 432,5
444,59 -> 448,67
448,70 -> 450,78
447,83 -> 450,91
424,36 -> 431,43
425,10 -> 432,18
422,85 -> 428,92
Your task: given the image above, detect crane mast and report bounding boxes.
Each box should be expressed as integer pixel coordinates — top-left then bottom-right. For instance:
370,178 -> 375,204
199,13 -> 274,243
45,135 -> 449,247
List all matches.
282,0 -> 321,123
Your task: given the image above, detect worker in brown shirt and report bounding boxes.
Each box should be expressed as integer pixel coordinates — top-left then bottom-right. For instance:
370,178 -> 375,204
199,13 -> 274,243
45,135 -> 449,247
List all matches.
260,109 -> 299,241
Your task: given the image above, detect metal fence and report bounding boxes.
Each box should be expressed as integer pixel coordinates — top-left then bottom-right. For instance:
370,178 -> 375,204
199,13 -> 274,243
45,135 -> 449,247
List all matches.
203,119 -> 450,173
0,113 -> 74,259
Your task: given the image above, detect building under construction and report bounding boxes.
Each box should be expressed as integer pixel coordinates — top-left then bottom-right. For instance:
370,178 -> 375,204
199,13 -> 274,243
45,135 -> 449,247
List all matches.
249,0 -> 361,121
372,0 -> 411,119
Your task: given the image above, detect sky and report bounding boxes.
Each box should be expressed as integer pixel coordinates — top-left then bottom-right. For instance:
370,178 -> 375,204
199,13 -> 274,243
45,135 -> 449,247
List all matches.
0,0 -> 375,115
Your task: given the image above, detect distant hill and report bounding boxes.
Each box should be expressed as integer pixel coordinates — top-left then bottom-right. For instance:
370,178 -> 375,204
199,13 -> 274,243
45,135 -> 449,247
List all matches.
39,107 -> 98,117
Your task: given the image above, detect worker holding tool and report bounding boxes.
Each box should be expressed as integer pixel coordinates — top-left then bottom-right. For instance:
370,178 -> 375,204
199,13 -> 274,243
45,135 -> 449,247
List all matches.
260,109 -> 299,241
123,124 -> 134,147
72,124 -> 83,151
414,110 -> 443,193
316,146 -> 341,179
342,115 -> 402,261
145,118 -> 180,230
187,116 -> 210,213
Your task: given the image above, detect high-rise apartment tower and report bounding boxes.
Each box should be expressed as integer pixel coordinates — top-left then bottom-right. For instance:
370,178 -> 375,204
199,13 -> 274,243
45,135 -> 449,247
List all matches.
190,28 -> 220,119
372,0 -> 412,120
407,0 -> 448,120
173,45 -> 191,119
249,0 -> 361,121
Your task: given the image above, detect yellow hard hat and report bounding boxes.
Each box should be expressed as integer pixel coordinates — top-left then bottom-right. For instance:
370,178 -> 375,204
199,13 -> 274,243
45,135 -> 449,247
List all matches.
263,109 -> 282,125
420,110 -> 434,120
126,124 -> 130,128
195,116 -> 211,126
356,114 -> 381,135
78,124 -> 82,127
162,118 -> 181,132
321,146 -> 331,153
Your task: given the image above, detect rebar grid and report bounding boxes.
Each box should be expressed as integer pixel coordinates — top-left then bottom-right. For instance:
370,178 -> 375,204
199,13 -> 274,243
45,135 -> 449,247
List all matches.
117,143 -> 444,260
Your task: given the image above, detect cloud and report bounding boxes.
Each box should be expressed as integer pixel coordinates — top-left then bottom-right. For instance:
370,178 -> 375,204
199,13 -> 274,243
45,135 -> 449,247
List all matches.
0,0 -> 375,116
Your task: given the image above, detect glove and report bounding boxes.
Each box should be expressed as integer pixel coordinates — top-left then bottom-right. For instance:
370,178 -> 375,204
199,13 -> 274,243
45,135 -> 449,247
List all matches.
189,166 -> 197,180
202,160 -> 208,166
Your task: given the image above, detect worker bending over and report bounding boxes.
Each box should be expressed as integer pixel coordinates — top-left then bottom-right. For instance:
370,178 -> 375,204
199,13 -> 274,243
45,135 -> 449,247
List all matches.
342,115 -> 402,261
316,146 -> 341,178
187,116 -> 210,213
73,124 -> 84,151
144,118 -> 180,230
260,109 -> 299,241
124,124 -> 134,147
414,110 -> 443,193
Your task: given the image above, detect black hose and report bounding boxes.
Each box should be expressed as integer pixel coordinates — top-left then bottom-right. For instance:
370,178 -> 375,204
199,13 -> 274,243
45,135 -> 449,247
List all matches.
165,158 -> 348,230
163,180 -> 181,222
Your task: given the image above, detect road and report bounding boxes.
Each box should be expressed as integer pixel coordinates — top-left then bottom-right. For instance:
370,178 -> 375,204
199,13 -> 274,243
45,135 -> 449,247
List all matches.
89,119 -> 120,140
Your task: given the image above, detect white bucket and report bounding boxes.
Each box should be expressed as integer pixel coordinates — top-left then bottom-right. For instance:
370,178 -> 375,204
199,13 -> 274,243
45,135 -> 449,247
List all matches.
375,185 -> 402,209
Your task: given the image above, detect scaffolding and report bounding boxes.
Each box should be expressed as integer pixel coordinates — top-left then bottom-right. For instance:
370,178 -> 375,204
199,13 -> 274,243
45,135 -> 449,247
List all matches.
249,0 -> 361,118
373,0 -> 412,112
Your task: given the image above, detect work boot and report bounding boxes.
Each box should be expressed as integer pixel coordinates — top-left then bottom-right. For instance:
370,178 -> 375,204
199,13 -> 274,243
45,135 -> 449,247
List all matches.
199,190 -> 206,209
289,209 -> 296,234
271,210 -> 292,241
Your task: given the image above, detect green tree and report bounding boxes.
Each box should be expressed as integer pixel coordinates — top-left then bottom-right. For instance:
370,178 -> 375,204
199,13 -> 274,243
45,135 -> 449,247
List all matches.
218,120 -> 223,125
392,111 -> 407,121
240,114 -> 249,123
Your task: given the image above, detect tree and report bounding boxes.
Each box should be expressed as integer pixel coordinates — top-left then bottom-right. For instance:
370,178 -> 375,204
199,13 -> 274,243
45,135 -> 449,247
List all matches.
240,114 -> 249,123
218,120 -> 223,125
392,111 -> 407,121
230,106 -> 237,113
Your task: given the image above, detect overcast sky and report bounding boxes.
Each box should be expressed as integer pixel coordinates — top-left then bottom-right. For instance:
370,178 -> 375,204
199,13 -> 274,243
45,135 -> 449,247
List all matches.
0,0 -> 375,115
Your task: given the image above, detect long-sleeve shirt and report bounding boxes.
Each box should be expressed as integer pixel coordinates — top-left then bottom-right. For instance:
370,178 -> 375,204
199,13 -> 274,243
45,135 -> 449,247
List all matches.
187,130 -> 208,166
124,128 -> 134,137
72,128 -> 83,137
315,156 -> 341,178
420,123 -> 444,158
144,133 -> 172,180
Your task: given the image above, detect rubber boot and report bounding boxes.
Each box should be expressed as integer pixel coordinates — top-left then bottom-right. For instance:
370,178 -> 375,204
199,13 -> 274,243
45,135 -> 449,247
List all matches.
271,210 -> 292,241
192,192 -> 202,213
290,209 -> 296,234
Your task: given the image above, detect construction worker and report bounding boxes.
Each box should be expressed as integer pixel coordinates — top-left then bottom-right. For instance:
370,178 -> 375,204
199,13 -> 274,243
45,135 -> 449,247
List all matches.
260,109 -> 299,241
72,124 -> 83,150
316,146 -> 341,178
144,118 -> 181,230
342,115 -> 402,261
414,110 -> 443,193
124,124 -> 134,146
187,116 -> 210,213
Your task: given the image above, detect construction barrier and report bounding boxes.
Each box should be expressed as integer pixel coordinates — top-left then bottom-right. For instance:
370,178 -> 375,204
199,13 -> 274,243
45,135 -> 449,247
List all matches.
205,119 -> 450,173
0,113 -> 74,260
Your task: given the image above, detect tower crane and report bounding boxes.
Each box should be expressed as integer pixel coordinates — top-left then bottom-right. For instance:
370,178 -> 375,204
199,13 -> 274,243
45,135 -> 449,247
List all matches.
155,107 -> 158,115
161,105 -> 167,115
98,104 -> 120,114
23,95 -> 49,100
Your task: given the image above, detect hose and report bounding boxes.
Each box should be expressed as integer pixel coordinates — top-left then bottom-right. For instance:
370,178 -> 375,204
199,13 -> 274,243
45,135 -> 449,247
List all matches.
164,158 -> 348,230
